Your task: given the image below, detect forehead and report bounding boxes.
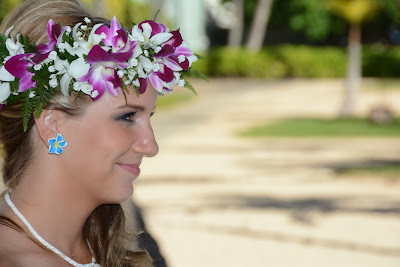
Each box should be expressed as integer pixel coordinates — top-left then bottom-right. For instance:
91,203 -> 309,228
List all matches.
90,86 -> 158,112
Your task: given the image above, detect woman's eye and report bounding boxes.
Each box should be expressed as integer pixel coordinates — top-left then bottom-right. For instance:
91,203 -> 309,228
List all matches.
118,112 -> 137,122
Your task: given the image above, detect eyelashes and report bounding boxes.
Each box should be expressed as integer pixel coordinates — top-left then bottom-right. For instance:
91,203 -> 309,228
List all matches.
117,111 -> 156,122
117,112 -> 137,122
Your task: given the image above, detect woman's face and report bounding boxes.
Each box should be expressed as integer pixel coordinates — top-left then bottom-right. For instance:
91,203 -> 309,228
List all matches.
58,86 -> 159,204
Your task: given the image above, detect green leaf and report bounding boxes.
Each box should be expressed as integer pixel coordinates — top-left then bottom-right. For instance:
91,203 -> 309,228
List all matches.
21,91 -> 33,132
183,80 -> 197,95
194,53 -> 207,60
184,68 -> 209,82
19,35 -> 37,54
153,9 -> 160,21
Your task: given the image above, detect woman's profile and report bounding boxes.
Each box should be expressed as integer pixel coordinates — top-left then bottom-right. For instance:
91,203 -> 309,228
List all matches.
0,0 -> 199,266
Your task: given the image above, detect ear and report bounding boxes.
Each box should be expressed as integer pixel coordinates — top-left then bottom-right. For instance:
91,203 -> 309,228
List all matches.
34,109 -> 61,145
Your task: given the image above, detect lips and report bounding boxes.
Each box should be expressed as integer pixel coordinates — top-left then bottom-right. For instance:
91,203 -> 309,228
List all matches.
117,163 -> 141,177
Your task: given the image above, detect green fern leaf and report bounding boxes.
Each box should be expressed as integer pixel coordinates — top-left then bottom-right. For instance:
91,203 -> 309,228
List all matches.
21,92 -> 33,132
185,68 -> 209,82
194,53 -> 207,60
183,80 -> 197,95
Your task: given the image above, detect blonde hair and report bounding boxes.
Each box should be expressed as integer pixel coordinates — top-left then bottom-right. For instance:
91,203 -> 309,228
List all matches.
0,1 -> 152,266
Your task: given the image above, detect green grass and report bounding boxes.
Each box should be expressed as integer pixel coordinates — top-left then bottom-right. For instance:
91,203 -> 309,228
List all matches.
336,164 -> 400,178
239,117 -> 400,137
156,91 -> 195,110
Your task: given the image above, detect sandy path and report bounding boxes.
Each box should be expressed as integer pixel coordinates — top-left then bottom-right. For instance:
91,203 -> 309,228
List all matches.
135,78 -> 400,267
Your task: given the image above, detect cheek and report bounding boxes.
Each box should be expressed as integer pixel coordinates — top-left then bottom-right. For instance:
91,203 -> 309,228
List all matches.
67,121 -> 134,166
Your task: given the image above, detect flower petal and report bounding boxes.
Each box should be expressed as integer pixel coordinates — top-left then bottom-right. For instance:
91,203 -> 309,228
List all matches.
86,45 -> 113,63
60,73 -> 72,96
56,146 -> 63,154
154,44 -> 174,58
0,66 -> 15,82
49,145 -> 56,154
56,133 -> 63,142
150,32 -> 173,45
18,72 -> 36,92
165,30 -> 183,47
58,140 -> 67,148
4,54 -> 31,78
0,82 -> 11,102
138,78 -> 147,94
163,57 -> 183,71
69,57 -> 90,79
149,72 -> 163,93
157,65 -> 174,82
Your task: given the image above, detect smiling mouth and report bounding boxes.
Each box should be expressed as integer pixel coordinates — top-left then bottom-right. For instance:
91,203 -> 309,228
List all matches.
117,164 -> 141,177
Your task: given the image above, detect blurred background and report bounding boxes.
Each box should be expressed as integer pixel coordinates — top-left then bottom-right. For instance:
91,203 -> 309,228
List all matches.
1,0 -> 400,266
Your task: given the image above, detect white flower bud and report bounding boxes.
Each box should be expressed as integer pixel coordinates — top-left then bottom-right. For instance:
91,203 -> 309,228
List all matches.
91,90 -> 99,98
29,91 -> 36,98
117,70 -> 125,78
33,64 -> 42,71
178,79 -> 185,87
178,55 -> 186,63
48,66 -> 56,73
84,17 -> 91,24
80,25 -> 87,30
58,43 -> 66,53
155,46 -> 162,53
129,58 -> 138,67
152,63 -> 160,72
48,51 -> 58,61
49,78 -> 58,88
65,26 -> 72,33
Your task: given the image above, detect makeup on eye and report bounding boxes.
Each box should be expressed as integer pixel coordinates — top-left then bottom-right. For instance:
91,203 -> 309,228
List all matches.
117,112 -> 137,122
117,110 -> 156,122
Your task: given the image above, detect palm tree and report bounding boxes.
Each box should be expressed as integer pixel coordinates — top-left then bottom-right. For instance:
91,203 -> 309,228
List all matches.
246,0 -> 274,51
327,0 -> 378,117
228,0 -> 244,47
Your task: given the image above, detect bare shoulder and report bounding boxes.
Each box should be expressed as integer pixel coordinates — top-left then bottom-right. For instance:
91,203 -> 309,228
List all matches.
0,225 -> 65,266
0,204 -> 66,266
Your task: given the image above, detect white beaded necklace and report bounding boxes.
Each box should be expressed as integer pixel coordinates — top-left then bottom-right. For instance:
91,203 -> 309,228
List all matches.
5,191 -> 101,267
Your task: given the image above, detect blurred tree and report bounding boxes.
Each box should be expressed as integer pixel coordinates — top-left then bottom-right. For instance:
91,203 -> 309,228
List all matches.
246,0 -> 274,51
81,0 -> 153,26
328,0 -> 378,117
227,0 -> 244,47
0,0 -> 22,23
285,0 -> 399,117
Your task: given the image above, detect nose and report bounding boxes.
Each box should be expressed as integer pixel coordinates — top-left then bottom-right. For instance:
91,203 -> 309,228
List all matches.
132,120 -> 159,157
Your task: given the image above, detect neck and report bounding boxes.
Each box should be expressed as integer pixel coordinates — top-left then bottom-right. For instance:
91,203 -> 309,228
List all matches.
8,160 -> 97,256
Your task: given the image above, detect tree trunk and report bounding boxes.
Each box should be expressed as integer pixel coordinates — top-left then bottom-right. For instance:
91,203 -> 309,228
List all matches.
246,0 -> 273,51
227,0 -> 244,48
340,24 -> 361,117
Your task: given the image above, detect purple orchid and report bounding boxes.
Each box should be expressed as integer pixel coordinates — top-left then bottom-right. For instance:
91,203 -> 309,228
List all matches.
163,46 -> 197,71
95,17 -> 136,59
79,45 -> 126,100
4,54 -> 36,92
138,20 -> 169,37
148,62 -> 174,93
36,19 -> 62,54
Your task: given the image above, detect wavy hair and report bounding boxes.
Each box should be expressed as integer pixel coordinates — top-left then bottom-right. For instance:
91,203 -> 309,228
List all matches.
0,1 -> 152,266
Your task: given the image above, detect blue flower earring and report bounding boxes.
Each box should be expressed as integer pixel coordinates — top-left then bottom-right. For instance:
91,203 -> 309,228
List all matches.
48,133 -> 67,154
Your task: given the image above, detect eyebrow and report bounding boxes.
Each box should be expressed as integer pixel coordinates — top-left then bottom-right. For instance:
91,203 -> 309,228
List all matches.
116,104 -> 157,111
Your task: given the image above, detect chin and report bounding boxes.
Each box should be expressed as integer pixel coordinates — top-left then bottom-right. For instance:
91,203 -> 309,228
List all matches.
102,183 -> 134,204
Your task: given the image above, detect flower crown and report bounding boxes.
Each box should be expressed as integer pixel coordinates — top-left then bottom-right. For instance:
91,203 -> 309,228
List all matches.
0,16 -> 206,131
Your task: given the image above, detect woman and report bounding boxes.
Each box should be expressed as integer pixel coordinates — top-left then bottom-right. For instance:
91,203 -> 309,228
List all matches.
0,0 -> 199,266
